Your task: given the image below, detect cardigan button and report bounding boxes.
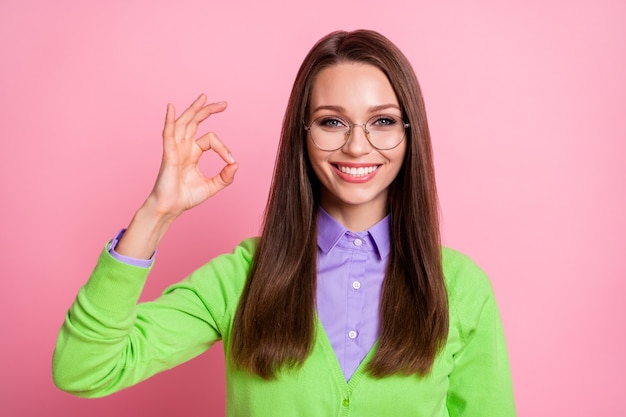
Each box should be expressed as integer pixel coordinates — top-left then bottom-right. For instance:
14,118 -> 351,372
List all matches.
342,398 -> 350,407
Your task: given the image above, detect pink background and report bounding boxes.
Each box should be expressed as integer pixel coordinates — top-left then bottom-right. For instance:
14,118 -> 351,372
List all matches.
1,1 -> 624,416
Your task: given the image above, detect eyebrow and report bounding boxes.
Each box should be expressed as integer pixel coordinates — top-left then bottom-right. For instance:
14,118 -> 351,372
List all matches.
312,104 -> 401,114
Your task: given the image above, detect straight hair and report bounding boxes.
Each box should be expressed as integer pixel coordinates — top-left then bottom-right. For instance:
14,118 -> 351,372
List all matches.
231,29 -> 448,379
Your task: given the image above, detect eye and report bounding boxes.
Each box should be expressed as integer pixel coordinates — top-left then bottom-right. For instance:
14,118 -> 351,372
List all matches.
369,115 -> 399,128
316,116 -> 348,130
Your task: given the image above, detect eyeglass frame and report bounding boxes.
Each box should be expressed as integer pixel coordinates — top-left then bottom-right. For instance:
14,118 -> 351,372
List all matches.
303,114 -> 410,151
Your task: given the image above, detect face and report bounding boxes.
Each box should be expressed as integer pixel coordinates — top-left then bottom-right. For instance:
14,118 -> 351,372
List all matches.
306,62 -> 407,227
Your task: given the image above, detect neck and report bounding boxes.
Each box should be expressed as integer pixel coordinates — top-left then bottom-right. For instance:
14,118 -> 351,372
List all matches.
319,197 -> 387,232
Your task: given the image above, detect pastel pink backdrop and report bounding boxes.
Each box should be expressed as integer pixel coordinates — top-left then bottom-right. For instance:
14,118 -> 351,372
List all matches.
1,1 -> 624,416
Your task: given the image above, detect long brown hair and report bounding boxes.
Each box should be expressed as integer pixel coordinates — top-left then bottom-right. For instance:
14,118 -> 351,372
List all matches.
230,29 -> 448,379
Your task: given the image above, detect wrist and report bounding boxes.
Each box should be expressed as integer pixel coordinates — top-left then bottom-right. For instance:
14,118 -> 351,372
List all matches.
115,202 -> 178,259
139,194 -> 182,225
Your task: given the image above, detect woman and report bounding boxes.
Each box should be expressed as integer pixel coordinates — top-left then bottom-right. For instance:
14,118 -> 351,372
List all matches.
53,30 -> 516,416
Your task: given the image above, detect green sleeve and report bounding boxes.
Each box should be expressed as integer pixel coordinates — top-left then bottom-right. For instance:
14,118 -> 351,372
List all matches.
443,249 -> 516,416
52,238 -> 255,397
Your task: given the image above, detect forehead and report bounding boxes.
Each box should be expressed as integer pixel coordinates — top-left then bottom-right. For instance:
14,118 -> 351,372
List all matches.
309,63 -> 399,115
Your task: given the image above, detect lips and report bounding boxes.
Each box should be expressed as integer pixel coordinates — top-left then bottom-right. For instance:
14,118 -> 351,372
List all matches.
333,163 -> 381,182
337,165 -> 378,176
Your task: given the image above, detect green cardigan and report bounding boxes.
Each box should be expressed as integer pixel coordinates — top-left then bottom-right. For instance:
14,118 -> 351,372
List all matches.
53,238 -> 516,416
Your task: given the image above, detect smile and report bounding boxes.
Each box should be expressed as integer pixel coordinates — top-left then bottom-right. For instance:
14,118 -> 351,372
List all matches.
335,164 -> 380,177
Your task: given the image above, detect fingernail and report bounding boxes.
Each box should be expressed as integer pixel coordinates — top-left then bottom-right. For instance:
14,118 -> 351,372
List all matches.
228,153 -> 235,163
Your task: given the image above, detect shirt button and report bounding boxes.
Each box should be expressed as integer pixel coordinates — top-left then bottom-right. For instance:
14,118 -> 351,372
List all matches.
353,238 -> 363,247
352,281 -> 361,290
348,330 -> 358,339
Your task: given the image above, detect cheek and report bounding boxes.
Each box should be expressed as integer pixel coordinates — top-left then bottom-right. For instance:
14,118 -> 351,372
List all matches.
306,143 -> 328,172
310,157 -> 330,183
305,147 -> 324,182
384,150 -> 407,187
398,143 -> 408,168
386,144 -> 407,174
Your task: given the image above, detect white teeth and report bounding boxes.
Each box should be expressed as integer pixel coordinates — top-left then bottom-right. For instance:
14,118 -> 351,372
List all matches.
338,165 -> 378,177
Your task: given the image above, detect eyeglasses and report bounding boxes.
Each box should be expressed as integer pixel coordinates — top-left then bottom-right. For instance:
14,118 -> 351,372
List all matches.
304,114 -> 409,151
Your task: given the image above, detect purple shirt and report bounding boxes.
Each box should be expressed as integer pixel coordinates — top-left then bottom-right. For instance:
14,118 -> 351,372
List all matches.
315,208 -> 388,380
109,209 -> 389,381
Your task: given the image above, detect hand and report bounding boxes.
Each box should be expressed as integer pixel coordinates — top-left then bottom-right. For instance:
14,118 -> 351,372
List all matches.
146,94 -> 239,219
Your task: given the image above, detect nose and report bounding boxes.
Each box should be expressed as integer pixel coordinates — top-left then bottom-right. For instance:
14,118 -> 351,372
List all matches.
342,123 -> 372,156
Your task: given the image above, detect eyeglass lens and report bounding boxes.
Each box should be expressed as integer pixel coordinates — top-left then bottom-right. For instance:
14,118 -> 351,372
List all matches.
308,115 -> 407,151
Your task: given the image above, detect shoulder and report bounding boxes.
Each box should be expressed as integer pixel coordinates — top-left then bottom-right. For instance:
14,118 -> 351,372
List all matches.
441,247 -> 498,333
227,237 -> 259,263
442,246 -> 494,298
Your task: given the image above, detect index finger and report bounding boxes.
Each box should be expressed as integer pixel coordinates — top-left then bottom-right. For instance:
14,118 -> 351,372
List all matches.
196,131 -> 236,164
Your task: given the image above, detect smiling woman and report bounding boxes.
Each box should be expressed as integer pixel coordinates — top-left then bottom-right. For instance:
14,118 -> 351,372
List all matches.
305,62 -> 408,230
52,29 -> 516,416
